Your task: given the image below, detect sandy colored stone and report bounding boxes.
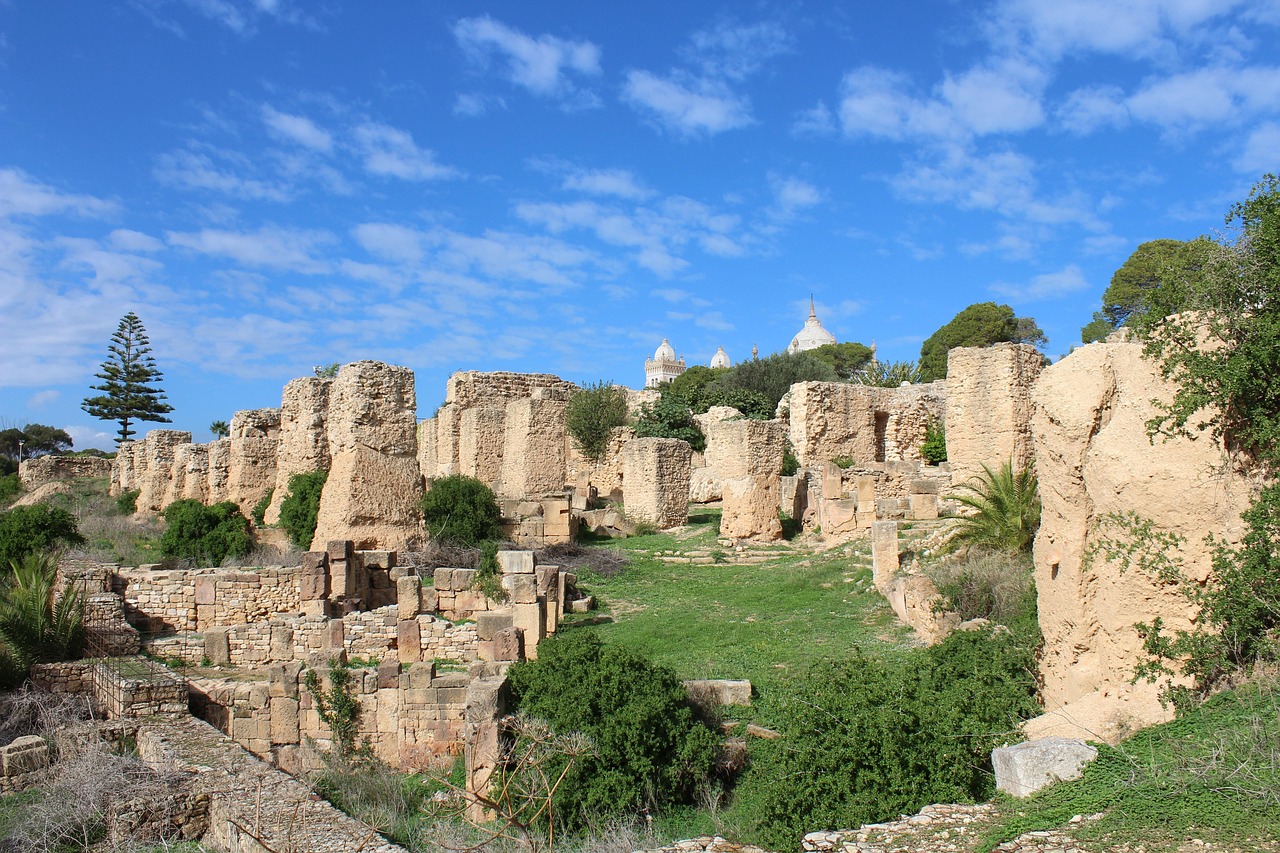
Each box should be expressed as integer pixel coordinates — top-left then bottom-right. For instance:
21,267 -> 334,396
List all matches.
716,418 -> 786,540
1032,339 -> 1253,715
206,437 -> 231,503
134,430 -> 193,514
175,443 -> 210,503
946,342 -> 1043,486
312,361 -> 425,551
226,407 -> 281,517
458,405 -> 506,489
498,395 -> 568,498
18,455 -> 111,489
788,381 -> 946,468
265,376 -> 331,526
621,437 -> 692,528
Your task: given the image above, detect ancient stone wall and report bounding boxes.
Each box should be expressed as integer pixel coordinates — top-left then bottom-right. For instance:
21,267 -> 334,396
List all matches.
1031,339 -> 1254,733
18,454 -> 112,488
265,376 -> 331,525
566,425 -> 633,501
457,405 -> 507,489
946,342 -> 1042,486
621,437 -> 692,528
226,408 -> 282,516
787,381 -> 946,468
716,418 -> 786,540
110,441 -> 140,495
499,391 -> 570,497
206,438 -> 231,503
114,565 -> 302,634
134,430 -> 193,514
312,361 -> 424,551
174,444 -> 210,503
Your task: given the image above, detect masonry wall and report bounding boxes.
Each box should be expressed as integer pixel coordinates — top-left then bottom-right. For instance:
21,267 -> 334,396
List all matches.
18,455 -> 112,488
787,381 -> 946,468
946,342 -> 1042,486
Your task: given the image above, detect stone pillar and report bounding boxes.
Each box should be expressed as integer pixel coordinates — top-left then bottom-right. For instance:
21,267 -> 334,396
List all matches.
871,520 -> 900,593
621,437 -> 692,528
499,391 -> 569,498
946,342 -> 1043,486
227,408 -> 282,516
717,419 -> 786,541
458,406 -> 506,490
396,576 -> 421,620
205,437 -> 231,503
265,376 -> 332,526
135,430 -> 193,514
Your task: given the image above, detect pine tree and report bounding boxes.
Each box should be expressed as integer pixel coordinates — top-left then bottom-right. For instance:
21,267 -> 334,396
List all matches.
82,312 -> 175,444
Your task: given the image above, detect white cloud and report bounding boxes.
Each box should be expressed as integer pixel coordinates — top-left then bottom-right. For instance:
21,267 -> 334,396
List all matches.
1056,85 -> 1130,134
683,19 -> 792,81
562,168 -> 652,200
453,16 -> 600,99
940,59 -> 1046,135
353,122 -> 460,181
353,222 -> 426,265
1235,122 -> 1280,173
63,424 -> 117,452
769,176 -> 824,221
792,102 -> 836,136
623,70 -> 752,137
175,0 -> 318,34
1127,66 -> 1280,131
453,92 -> 506,117
989,263 -> 1090,300
26,390 -> 59,409
154,147 -> 292,201
0,168 -> 116,219
166,226 -> 334,273
108,229 -> 166,253
261,105 -> 333,152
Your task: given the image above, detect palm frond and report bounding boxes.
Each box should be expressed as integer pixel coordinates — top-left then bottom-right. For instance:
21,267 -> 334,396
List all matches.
948,460 -> 1041,553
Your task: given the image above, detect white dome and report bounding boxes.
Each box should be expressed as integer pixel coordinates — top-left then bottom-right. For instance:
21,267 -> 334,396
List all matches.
710,346 -> 731,369
654,338 -> 678,361
787,301 -> 837,353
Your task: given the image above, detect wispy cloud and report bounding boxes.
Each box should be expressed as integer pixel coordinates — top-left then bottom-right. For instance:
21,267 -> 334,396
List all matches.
562,167 -> 653,200
261,104 -> 333,152
453,16 -> 601,105
622,71 -> 752,138
682,19 -> 792,81
154,146 -> 293,201
768,176 -> 824,221
166,226 -> 335,273
989,263 -> 1089,300
1236,122 -> 1280,173
0,168 -> 116,219
353,122 -> 461,181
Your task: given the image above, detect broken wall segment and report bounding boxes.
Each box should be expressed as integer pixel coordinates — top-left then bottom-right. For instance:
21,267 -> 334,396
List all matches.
265,376 -> 332,525
787,381 -> 946,469
621,437 -> 692,528
312,361 -> 424,551
945,342 -> 1043,486
498,391 -> 570,498
133,430 -> 193,514
715,418 -> 786,540
227,407 -> 282,516
18,455 -> 112,489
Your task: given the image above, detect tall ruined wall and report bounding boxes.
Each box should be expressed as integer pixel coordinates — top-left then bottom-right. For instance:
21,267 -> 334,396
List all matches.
621,437 -> 692,528
227,408 -> 282,515
134,430 -> 193,514
265,377 -> 332,525
946,343 -> 1042,486
312,361 -> 424,551
499,391 -> 570,497
787,381 -> 946,468
1032,340 -> 1254,716
716,418 -> 786,540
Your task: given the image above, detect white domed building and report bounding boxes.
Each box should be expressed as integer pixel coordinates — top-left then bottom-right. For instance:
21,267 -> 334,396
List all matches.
710,346 -> 731,369
787,299 -> 837,353
645,339 -> 686,388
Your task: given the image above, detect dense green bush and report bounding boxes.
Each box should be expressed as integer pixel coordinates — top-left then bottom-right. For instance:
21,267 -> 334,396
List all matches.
633,396 -> 706,452
738,628 -> 1039,850
705,351 -> 837,412
115,488 -> 140,515
781,441 -> 799,477
926,551 -> 1036,628
279,470 -> 327,549
700,387 -> 772,419
565,381 -> 629,465
251,487 -> 273,527
421,475 -> 502,546
159,499 -> 252,566
0,504 -> 83,567
855,359 -> 923,387
506,631 -> 719,835
0,474 -> 20,504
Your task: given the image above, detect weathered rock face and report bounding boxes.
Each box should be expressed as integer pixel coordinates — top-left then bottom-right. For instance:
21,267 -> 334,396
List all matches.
787,381 -> 946,468
18,455 -> 112,488
621,437 -> 692,528
499,391 -> 570,498
174,444 -> 210,504
312,361 -> 424,551
135,430 -> 193,514
946,343 -> 1042,486
265,377 -> 332,526
109,441 -> 140,496
1032,340 -> 1253,723
206,438 -> 231,504
227,408 -> 282,516
567,425 -> 633,501
717,418 -> 786,540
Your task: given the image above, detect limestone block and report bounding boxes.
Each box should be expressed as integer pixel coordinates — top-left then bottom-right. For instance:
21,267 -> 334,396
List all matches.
499,396 -> 568,498
992,737 -> 1098,798
721,475 -> 783,540
205,437 -> 231,503
265,376 -> 331,525
227,407 -> 282,516
621,437 -> 692,528
871,521 -> 900,591
512,603 -> 545,659
134,430 -> 193,515
683,679 -> 752,707
505,574 -> 538,605
270,626 -> 294,661
822,462 -> 843,500
476,610 -> 513,642
946,343 -> 1042,486
312,361 -> 424,551
270,697 -> 300,745
857,476 -> 877,504
788,381 -> 946,467
204,628 -> 231,666
450,569 -> 477,591
326,619 -> 345,652
194,578 -> 215,605
908,493 -> 939,520
494,627 -> 523,662
362,550 -> 395,570
0,735 -> 49,776
821,498 -> 859,536
377,659 -> 400,690
496,551 -> 534,574
397,620 -> 422,664
909,479 -> 940,495
433,568 -> 453,589
396,576 -> 422,620
458,405 -> 506,489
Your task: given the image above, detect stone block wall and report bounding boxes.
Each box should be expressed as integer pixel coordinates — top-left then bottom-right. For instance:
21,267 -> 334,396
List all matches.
499,392 -> 570,497
787,381 -> 946,469
134,430 -> 194,514
17,454 -> 111,488
114,565 -> 302,634
566,425 -> 633,501
621,437 -> 692,528
716,418 -> 786,540
265,376 -> 331,525
499,496 -> 576,547
946,342 -> 1043,486
227,408 -> 282,515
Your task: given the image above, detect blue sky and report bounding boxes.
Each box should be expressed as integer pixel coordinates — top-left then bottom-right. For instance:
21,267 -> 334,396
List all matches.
2,1 -> 1278,450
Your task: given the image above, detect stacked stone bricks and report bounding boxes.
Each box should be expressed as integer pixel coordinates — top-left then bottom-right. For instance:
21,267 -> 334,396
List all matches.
945,342 -> 1042,486
787,381 -> 945,468
621,437 -> 692,528
17,454 -> 111,488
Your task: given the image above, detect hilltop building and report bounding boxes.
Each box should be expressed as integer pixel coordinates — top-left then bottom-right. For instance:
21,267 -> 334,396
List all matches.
711,346 -> 731,369
787,298 -> 837,353
644,339 -> 686,388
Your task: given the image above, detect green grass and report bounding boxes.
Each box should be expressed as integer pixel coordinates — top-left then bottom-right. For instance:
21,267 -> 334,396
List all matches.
563,508 -> 915,694
982,679 -> 1280,850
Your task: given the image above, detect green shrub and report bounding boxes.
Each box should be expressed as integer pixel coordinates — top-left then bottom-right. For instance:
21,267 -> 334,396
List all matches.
704,350 -> 837,412
279,471 -> 327,549
0,553 -> 86,686
738,628 -> 1039,850
949,461 -> 1040,554
421,475 -> 502,546
565,381 -> 629,465
830,455 -> 855,469
305,658 -> 365,758
781,441 -> 799,477
0,475 -> 20,504
0,504 -> 83,567
926,551 -> 1036,627
633,396 -> 705,452
700,387 -> 772,419
506,632 -> 719,835
921,420 -> 947,464
159,499 -> 252,566
115,488 -> 140,515
251,487 -> 273,527
855,359 -> 924,387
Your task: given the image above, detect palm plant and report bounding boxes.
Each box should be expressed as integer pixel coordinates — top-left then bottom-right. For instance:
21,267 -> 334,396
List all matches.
949,461 -> 1041,553
855,359 -> 923,387
0,553 -> 85,678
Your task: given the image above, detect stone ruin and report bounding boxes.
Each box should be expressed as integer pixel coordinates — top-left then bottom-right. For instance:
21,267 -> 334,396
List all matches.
18,453 -> 112,488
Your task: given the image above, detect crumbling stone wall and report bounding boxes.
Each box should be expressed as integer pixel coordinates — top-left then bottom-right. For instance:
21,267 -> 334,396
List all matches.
226,408 -> 281,516
134,430 -> 193,514
110,441 -> 140,494
1031,339 -> 1253,731
264,376 -> 331,525
18,454 -> 112,488
715,418 -> 786,540
174,444 -> 210,503
787,381 -> 946,468
499,390 -> 570,497
946,343 -> 1042,486
621,437 -> 692,528
566,425 -> 633,501
114,565 -> 302,634
312,361 -> 424,551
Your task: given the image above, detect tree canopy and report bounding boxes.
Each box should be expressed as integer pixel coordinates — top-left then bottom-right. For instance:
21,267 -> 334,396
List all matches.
81,312 -> 174,444
564,381 -> 629,465
808,342 -> 874,380
703,350 -> 837,412
1081,238 -> 1217,342
918,302 -> 1045,382
0,425 -> 72,463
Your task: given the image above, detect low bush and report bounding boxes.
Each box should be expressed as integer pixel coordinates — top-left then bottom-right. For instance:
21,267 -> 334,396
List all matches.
251,487 -> 273,527
633,396 -> 706,452
0,504 -> 83,567
158,499 -> 252,566
738,627 -> 1039,850
421,475 -> 502,546
781,442 -> 799,477
830,455 -> 855,469
0,554 -> 85,685
115,488 -> 139,515
506,632 -> 720,835
926,551 -> 1035,627
279,471 -> 327,549
949,460 -> 1040,554
566,381 -> 629,465
921,420 -> 947,464
0,474 -> 20,504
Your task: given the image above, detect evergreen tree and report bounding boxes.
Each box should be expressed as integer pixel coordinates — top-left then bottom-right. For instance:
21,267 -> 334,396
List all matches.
81,312 -> 174,444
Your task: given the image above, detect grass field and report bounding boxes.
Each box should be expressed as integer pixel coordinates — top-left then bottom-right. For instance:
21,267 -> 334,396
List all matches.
561,507 -> 916,696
